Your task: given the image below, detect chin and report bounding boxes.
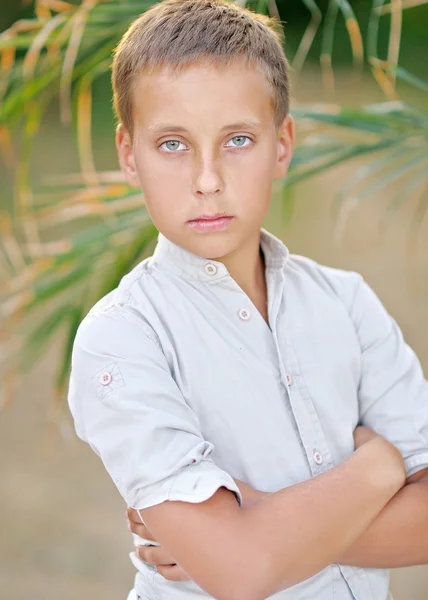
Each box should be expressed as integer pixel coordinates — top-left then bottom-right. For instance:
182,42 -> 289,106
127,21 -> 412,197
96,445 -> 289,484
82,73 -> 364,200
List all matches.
184,232 -> 238,260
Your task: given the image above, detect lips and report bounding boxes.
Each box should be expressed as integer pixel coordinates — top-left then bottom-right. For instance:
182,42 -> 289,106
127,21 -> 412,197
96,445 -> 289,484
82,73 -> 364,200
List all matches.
187,215 -> 234,232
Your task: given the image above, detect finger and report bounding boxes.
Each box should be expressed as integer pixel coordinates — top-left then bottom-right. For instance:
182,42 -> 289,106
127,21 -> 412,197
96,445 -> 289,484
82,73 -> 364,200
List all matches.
127,507 -> 149,527
137,545 -> 175,567
156,564 -> 191,582
127,509 -> 156,541
127,507 -> 140,522
128,519 -> 156,541
130,521 -> 154,538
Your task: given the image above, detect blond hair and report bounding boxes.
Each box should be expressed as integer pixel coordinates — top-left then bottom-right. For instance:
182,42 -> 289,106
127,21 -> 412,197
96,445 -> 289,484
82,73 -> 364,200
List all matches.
112,0 -> 290,137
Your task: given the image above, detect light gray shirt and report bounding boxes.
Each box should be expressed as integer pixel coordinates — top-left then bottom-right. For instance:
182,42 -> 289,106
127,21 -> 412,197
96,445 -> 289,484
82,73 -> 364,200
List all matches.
68,228 -> 428,600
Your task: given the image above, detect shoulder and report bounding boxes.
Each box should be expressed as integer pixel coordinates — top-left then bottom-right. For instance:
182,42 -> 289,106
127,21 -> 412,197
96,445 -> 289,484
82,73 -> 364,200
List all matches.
73,257 -> 161,354
285,252 -> 363,309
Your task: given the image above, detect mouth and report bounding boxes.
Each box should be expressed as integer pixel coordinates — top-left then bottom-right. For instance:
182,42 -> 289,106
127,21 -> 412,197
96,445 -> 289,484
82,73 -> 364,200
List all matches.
187,214 -> 234,232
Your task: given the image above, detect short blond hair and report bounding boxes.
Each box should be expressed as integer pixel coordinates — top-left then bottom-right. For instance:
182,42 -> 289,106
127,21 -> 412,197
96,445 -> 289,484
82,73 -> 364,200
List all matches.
112,0 -> 290,137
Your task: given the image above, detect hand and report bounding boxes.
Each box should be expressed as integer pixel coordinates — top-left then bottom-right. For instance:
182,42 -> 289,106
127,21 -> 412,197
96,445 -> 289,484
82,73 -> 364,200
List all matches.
127,507 -> 191,581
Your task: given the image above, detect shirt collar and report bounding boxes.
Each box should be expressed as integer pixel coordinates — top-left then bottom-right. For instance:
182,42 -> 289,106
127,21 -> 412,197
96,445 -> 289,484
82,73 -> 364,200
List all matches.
150,227 -> 289,282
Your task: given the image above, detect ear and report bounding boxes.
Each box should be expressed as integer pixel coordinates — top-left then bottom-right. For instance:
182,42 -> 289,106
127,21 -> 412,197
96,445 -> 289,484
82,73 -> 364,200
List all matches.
116,124 -> 140,188
273,114 -> 295,180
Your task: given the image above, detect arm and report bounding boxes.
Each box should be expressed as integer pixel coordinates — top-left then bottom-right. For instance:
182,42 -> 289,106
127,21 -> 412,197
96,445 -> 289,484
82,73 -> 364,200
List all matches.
138,436 -> 404,600
232,466 -> 428,571
339,273 -> 428,568
235,433 -> 428,570
338,467 -> 428,568
234,468 -> 428,570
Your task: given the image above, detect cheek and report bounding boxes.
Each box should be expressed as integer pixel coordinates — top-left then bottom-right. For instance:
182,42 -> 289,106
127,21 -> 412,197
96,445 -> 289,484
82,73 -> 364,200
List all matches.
239,141 -> 276,180
143,194 -> 187,236
136,153 -> 188,202
230,148 -> 275,194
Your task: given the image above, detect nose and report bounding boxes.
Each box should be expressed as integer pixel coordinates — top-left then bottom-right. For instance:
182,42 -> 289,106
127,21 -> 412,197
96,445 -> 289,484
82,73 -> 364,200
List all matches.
193,153 -> 223,197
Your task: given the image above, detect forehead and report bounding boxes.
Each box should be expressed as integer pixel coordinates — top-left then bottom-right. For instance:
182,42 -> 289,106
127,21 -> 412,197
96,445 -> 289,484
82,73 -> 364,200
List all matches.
131,58 -> 275,131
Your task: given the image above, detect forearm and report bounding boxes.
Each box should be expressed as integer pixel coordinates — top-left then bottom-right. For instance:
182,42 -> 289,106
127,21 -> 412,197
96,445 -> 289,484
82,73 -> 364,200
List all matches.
238,440 -> 403,599
338,475 -> 428,568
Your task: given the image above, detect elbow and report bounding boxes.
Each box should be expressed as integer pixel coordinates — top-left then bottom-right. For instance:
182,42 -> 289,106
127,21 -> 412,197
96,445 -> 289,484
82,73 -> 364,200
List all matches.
214,552 -> 275,600
206,567 -> 261,600
224,554 -> 299,600
199,548 -> 302,600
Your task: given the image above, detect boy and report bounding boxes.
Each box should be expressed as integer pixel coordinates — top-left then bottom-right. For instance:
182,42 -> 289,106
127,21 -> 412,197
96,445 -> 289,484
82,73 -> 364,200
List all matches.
67,0 -> 428,598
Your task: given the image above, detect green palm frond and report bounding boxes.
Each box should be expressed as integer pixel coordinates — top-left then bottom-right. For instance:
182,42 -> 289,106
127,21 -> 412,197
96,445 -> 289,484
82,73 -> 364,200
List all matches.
290,101 -> 428,188
0,190 -> 157,403
289,99 -> 428,235
0,0 -> 428,405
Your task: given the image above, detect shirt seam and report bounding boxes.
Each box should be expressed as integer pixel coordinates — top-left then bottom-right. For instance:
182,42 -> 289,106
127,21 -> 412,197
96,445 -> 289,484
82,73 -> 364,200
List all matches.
100,279 -> 163,347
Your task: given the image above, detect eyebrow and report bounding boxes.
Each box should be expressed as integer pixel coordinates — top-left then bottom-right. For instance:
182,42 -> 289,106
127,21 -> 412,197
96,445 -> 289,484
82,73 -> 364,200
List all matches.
147,119 -> 263,136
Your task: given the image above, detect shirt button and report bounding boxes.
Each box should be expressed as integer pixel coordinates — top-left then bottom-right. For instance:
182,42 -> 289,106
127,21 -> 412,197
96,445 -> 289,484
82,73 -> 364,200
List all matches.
285,373 -> 293,386
238,308 -> 251,321
313,450 -> 323,465
100,372 -> 112,386
204,263 -> 217,275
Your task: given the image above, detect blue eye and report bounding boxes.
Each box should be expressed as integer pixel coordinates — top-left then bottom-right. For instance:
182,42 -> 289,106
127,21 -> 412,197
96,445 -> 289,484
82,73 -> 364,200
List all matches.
226,136 -> 251,148
160,140 -> 186,152
159,136 -> 252,152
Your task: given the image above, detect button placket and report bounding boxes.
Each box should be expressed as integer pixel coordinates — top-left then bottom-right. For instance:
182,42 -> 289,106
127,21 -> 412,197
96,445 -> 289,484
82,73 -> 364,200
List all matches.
273,318 -> 333,477
313,450 -> 323,465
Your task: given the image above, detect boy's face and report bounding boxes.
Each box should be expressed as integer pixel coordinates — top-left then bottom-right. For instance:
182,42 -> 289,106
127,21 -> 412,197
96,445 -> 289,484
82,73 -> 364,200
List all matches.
117,58 -> 294,259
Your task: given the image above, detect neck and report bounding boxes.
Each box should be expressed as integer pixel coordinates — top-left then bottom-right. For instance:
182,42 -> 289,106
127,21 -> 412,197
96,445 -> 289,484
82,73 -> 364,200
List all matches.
214,230 -> 266,299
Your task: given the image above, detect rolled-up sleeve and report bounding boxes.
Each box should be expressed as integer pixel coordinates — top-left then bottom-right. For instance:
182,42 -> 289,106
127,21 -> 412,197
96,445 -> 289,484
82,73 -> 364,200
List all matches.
349,274 -> 428,477
68,309 -> 242,510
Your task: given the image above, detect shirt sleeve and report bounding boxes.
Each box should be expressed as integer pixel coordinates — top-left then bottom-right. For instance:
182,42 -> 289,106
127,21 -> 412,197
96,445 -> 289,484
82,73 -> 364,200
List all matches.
67,308 -> 243,511
349,273 -> 428,478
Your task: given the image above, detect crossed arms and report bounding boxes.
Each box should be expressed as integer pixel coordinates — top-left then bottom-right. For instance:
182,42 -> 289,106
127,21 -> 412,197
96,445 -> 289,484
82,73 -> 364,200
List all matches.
128,427 -> 428,600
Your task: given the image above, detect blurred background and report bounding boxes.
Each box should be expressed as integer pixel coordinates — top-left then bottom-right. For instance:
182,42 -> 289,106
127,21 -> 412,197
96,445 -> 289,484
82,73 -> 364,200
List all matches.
0,1 -> 427,598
